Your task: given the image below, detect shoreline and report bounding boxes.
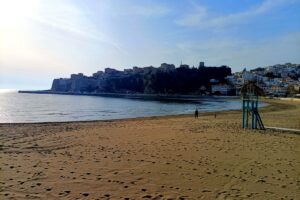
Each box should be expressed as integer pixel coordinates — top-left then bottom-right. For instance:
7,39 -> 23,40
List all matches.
2,99 -> 299,134
0,98 -> 282,126
0,105 -> 246,126
2,91 -> 244,124
0,109 -> 237,125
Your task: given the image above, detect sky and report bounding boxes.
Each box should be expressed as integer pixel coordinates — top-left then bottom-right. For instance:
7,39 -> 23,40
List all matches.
0,0 -> 300,90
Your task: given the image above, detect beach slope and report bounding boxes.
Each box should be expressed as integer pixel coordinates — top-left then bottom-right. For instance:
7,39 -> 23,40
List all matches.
1,100 -> 300,199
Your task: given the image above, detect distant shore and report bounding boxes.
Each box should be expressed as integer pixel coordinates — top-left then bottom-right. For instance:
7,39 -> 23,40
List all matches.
18,90 -> 300,102
18,90 -> 239,101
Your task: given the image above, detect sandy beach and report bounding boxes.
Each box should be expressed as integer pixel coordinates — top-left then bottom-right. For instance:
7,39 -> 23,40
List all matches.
1,99 -> 299,200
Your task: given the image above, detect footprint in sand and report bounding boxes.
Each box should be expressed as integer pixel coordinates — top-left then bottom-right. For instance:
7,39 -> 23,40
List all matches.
142,195 -> 152,198
82,193 -> 89,197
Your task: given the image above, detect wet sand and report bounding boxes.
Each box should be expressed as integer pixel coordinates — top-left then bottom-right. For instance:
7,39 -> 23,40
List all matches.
1,99 -> 300,199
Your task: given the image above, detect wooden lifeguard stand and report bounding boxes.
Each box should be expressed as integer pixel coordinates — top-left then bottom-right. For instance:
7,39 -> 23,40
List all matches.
241,81 -> 265,130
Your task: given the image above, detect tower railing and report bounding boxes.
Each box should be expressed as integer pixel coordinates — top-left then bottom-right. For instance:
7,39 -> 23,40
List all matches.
241,83 -> 265,130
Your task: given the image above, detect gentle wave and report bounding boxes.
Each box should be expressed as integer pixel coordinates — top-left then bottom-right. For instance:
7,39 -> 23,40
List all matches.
0,92 -> 263,123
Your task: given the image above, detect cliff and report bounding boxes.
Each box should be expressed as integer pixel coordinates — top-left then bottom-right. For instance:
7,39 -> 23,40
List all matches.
51,63 -> 232,95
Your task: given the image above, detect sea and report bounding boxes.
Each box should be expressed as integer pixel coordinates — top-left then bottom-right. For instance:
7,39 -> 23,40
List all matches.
0,90 -> 257,123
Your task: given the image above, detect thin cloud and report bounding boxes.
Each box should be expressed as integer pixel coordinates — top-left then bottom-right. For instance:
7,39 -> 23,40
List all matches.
131,4 -> 170,17
96,1 -> 170,18
176,0 -> 296,29
28,1 -> 125,54
175,32 -> 300,70
31,16 -> 124,54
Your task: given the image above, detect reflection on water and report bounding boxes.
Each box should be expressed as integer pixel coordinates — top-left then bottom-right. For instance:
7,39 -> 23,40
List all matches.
0,91 -> 258,123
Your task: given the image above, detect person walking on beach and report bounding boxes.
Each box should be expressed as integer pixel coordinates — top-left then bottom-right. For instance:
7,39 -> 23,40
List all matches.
195,109 -> 199,119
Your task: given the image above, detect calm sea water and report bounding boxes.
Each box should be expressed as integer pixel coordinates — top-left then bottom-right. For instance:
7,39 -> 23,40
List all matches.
0,91 -> 249,123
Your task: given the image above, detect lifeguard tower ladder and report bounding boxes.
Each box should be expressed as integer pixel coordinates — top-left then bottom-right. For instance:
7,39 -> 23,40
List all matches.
241,82 -> 265,130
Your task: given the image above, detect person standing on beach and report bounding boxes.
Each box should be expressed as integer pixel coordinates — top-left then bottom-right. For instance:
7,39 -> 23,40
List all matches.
195,109 -> 199,118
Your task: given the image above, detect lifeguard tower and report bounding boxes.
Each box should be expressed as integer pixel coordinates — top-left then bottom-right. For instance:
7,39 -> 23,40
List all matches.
241,81 -> 265,130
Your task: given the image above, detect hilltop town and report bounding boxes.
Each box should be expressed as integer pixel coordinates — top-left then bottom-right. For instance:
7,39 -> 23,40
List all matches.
221,63 -> 300,96
50,62 -> 300,97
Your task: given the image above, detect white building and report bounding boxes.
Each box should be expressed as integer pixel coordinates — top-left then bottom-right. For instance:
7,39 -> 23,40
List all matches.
211,84 -> 233,95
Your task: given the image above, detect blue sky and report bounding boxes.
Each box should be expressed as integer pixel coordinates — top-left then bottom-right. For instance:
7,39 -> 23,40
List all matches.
0,0 -> 300,90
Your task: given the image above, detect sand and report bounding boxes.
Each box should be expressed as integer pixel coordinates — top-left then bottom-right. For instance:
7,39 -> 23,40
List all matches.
1,99 -> 300,200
